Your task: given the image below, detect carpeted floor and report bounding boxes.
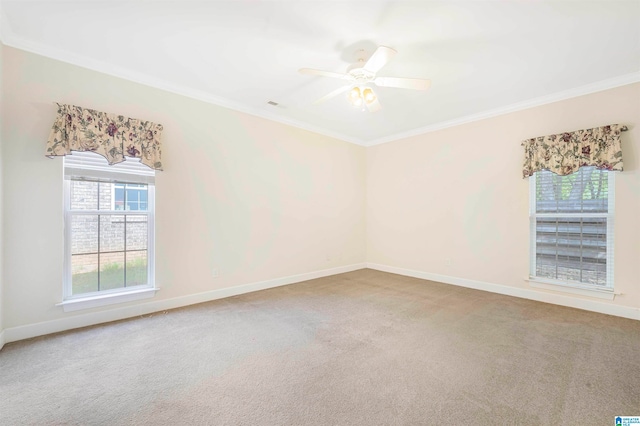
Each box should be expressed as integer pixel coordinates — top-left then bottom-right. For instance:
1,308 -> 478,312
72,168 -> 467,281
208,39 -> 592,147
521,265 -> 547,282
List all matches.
1,269 -> 639,425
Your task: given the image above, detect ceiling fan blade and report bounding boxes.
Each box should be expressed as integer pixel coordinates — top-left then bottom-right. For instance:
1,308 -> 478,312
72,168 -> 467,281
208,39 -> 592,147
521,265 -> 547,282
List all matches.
366,98 -> 382,113
299,68 -> 349,80
312,85 -> 351,105
363,46 -> 397,73
374,76 -> 431,91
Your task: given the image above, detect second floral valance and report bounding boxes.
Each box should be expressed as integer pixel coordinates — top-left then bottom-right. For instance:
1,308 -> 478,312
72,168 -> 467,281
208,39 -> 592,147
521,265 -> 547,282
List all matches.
521,124 -> 627,178
46,103 -> 164,170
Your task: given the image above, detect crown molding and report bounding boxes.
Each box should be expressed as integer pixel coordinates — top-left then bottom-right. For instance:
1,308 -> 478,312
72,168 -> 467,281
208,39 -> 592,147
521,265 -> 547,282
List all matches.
366,72 -> 640,146
1,20 -> 637,148
0,32 -> 368,147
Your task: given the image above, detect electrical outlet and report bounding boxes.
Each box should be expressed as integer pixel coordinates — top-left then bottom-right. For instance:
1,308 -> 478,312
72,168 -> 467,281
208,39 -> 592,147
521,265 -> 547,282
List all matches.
212,269 -> 219,278
445,258 -> 452,266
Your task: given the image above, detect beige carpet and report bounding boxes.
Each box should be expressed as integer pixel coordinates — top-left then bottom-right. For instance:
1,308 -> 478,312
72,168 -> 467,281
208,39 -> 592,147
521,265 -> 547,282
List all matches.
1,269 -> 639,425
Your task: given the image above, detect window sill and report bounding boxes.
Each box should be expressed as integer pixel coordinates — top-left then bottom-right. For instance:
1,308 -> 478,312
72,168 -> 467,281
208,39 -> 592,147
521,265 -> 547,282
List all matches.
525,278 -> 615,300
57,287 -> 159,312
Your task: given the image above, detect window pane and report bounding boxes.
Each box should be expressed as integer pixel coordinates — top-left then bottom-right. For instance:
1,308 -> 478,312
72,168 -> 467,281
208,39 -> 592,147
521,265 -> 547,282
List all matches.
71,215 -> 98,254
100,252 -> 125,291
126,189 -> 138,210
124,184 -> 148,211
126,250 -> 148,286
536,166 -> 608,214
126,215 -> 148,250
98,182 -> 113,210
114,186 -> 125,211
535,217 -> 607,286
70,180 -> 98,210
100,215 -> 125,252
70,180 -> 120,211
71,253 -> 99,295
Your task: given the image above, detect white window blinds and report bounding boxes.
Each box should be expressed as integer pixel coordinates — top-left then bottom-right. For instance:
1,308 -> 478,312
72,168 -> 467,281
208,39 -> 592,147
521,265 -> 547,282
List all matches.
64,151 -> 155,185
530,166 -> 614,288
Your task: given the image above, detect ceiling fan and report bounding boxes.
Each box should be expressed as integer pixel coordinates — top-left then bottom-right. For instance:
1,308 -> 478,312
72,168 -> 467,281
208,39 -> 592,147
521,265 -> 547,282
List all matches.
299,46 -> 431,112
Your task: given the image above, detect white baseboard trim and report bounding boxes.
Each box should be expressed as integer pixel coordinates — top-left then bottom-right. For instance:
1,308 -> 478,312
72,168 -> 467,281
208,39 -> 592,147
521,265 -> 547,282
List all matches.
3,263 -> 367,345
367,263 -> 640,321
0,330 -> 5,351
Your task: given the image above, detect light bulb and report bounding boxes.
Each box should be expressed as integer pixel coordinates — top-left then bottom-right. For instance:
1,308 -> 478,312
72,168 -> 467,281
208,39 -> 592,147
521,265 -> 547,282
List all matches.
349,87 -> 361,100
348,87 -> 364,107
363,88 -> 376,104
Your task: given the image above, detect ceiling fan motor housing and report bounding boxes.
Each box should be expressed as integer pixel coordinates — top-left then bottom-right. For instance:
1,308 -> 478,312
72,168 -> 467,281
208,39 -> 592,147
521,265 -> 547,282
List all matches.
346,49 -> 376,82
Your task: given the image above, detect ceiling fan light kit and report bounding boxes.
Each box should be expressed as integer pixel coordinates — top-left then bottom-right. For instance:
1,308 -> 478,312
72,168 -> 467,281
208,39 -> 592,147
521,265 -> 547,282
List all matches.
299,45 -> 431,112
348,86 -> 379,111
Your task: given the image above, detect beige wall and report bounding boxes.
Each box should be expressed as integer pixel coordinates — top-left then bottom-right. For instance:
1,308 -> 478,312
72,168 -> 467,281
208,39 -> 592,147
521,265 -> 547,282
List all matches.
1,46 -> 366,330
0,42 -> 4,340
367,83 -> 640,310
1,44 -> 638,338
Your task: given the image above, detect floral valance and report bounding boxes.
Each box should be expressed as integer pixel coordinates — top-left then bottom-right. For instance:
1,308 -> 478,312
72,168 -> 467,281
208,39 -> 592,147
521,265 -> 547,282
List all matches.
46,104 -> 163,170
521,124 -> 627,178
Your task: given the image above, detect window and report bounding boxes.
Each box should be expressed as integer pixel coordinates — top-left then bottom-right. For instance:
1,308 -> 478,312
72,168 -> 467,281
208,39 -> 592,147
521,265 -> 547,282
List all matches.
62,152 -> 156,309
529,166 -> 614,291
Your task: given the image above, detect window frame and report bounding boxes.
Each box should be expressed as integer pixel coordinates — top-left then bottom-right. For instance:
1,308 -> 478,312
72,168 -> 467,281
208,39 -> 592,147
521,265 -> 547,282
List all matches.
58,152 -> 158,311
528,168 -> 615,293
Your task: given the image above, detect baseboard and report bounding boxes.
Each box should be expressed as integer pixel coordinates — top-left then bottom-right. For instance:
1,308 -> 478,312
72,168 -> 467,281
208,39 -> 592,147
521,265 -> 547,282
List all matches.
3,263 -> 367,345
367,263 -> 640,321
7,261 -> 634,346
0,330 -> 5,351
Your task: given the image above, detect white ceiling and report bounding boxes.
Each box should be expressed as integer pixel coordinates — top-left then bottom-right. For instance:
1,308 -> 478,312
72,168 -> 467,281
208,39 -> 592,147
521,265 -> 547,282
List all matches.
1,1 -> 639,146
